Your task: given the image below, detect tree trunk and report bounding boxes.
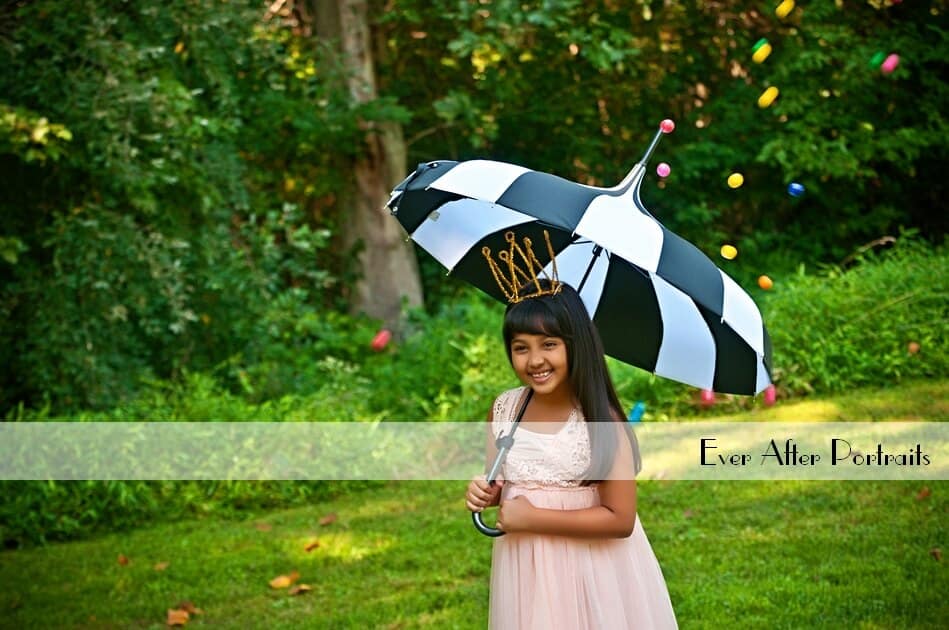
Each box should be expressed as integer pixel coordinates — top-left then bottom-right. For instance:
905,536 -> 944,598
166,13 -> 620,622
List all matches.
314,0 -> 423,328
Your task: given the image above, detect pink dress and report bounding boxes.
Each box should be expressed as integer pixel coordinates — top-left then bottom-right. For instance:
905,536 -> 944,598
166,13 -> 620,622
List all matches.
489,387 -> 678,630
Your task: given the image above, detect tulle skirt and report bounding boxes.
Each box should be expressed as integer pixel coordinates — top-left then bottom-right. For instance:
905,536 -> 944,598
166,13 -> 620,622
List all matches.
489,485 -> 678,630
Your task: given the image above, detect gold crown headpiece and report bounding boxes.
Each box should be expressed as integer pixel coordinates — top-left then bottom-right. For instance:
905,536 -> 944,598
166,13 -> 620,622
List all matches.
482,230 -> 563,304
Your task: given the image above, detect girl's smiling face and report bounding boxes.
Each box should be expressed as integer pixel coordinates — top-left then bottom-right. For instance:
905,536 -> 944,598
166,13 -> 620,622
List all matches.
509,333 -> 571,397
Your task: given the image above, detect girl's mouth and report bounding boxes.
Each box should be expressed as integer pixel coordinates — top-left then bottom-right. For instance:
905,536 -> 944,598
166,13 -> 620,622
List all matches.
529,370 -> 552,382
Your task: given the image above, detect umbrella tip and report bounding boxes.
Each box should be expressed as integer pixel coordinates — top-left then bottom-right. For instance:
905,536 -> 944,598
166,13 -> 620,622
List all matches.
659,119 -> 675,134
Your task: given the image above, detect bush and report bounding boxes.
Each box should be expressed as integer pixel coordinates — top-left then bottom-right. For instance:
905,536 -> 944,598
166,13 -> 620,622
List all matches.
764,236 -> 947,395
0,479 -> 379,548
1,373 -> 385,548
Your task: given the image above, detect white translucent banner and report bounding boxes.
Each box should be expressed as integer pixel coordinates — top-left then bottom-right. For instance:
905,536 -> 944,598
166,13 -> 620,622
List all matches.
0,422 -> 945,481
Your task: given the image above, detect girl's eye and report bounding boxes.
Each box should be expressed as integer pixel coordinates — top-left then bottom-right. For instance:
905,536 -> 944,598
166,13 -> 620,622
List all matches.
544,341 -> 558,349
512,346 -> 527,353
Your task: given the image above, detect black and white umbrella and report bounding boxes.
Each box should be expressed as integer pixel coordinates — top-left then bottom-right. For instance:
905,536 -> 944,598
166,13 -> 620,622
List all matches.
387,122 -> 772,396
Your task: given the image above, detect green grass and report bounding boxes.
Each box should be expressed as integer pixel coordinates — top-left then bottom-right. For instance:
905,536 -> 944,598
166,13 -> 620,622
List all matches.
1,381 -> 946,629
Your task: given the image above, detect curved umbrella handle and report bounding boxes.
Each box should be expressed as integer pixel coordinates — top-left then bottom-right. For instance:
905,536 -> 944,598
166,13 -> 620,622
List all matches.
472,458 -> 507,537
472,388 -> 531,538
472,510 -> 505,537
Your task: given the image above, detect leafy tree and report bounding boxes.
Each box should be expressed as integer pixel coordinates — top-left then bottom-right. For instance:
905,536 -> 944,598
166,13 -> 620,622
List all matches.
0,1 -> 388,410
379,0 -> 947,297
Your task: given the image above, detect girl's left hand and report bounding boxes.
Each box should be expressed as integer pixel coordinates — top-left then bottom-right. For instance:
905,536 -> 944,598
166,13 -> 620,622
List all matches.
497,495 -> 535,533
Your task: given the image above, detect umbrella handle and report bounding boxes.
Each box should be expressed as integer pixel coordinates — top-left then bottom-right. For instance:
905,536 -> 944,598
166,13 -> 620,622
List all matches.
471,466 -> 508,537
471,388 -> 532,538
472,510 -> 505,537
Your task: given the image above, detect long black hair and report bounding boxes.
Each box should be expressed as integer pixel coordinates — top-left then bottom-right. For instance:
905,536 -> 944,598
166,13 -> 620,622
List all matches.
503,280 -> 641,484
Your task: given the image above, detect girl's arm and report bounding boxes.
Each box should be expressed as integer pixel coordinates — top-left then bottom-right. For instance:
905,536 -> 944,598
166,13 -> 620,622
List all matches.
498,422 -> 637,538
465,404 -> 504,512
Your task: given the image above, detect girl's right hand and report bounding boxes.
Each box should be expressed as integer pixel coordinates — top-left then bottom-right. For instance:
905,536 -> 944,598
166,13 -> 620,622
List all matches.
465,474 -> 504,513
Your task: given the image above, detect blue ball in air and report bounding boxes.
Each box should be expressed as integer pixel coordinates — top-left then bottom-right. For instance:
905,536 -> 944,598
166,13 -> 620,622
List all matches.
787,182 -> 805,197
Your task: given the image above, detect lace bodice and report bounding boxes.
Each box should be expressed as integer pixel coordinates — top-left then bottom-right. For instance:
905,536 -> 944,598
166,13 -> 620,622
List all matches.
491,387 -> 591,488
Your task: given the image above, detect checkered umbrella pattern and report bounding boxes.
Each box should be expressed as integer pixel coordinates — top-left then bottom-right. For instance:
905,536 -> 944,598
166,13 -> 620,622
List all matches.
387,128 -> 772,395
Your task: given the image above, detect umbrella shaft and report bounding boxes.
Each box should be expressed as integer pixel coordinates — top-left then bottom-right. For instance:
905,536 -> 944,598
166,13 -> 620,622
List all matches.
486,446 -> 509,484
640,128 -> 664,167
576,245 -> 604,294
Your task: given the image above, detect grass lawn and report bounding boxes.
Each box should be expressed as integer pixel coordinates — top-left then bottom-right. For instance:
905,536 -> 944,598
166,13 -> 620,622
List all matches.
1,381 -> 946,629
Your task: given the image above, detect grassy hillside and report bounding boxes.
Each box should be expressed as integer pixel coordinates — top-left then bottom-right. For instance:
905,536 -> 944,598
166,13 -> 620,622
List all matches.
1,380 -> 945,628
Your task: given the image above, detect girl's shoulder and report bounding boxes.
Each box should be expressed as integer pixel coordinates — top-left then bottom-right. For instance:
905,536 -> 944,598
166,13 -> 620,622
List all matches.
491,386 -> 529,426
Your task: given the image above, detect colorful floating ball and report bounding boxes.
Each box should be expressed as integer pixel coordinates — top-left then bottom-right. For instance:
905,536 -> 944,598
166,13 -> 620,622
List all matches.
908,341 -> 920,354
788,182 -> 805,197
727,172 -> 744,188
628,401 -> 646,423
371,329 -> 392,351
720,244 -> 738,260
657,162 -> 671,178
660,119 -> 675,133
763,384 -> 777,406
758,86 -> 780,108
758,275 -> 773,290
752,39 -> 772,64
776,0 -> 795,18
881,54 -> 900,74
870,51 -> 886,68
700,389 -> 716,406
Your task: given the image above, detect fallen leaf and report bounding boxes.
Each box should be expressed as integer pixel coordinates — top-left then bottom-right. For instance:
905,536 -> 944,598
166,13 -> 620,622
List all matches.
304,540 -> 320,552
175,601 -> 203,615
255,522 -> 273,532
117,554 -> 129,566
319,513 -> 338,526
166,608 -> 189,626
931,548 -> 942,562
154,561 -> 170,571
915,487 -> 931,501
269,570 -> 300,589
289,584 -> 312,596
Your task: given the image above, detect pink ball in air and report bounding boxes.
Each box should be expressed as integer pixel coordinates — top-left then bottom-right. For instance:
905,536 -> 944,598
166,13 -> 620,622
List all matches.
700,389 -> 715,406
880,54 -> 900,74
371,329 -> 392,351
657,162 -> 671,178
660,119 -> 675,133
763,385 -> 777,406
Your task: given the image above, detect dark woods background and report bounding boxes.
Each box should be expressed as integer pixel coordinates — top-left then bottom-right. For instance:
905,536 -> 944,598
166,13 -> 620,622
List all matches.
1,0 -> 946,414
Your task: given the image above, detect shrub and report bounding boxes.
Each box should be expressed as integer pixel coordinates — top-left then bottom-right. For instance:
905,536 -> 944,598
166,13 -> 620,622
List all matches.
764,236 -> 947,395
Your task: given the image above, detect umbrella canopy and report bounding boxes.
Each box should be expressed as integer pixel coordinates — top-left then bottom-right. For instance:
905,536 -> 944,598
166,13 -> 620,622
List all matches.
387,124 -> 772,395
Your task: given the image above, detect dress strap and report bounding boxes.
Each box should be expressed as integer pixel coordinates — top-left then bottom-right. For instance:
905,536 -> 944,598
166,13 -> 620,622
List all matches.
492,386 -> 529,433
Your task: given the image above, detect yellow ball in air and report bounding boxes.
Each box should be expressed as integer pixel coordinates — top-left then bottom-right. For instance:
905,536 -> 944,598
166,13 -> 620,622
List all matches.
727,173 -> 744,189
720,244 -> 738,260
758,86 -> 780,108
752,43 -> 772,64
776,0 -> 795,19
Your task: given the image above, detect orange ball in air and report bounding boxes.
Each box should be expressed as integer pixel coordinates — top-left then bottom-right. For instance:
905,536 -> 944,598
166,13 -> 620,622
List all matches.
758,275 -> 773,290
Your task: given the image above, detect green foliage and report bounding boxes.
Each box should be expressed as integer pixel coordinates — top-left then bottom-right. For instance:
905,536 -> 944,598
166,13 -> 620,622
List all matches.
380,0 -> 947,271
2,1 -> 946,413
0,103 -> 72,164
764,236 -> 948,395
0,479 -> 379,548
0,1 -> 411,412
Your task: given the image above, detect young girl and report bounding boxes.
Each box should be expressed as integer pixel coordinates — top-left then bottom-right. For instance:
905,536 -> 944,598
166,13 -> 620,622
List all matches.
465,280 -> 678,629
